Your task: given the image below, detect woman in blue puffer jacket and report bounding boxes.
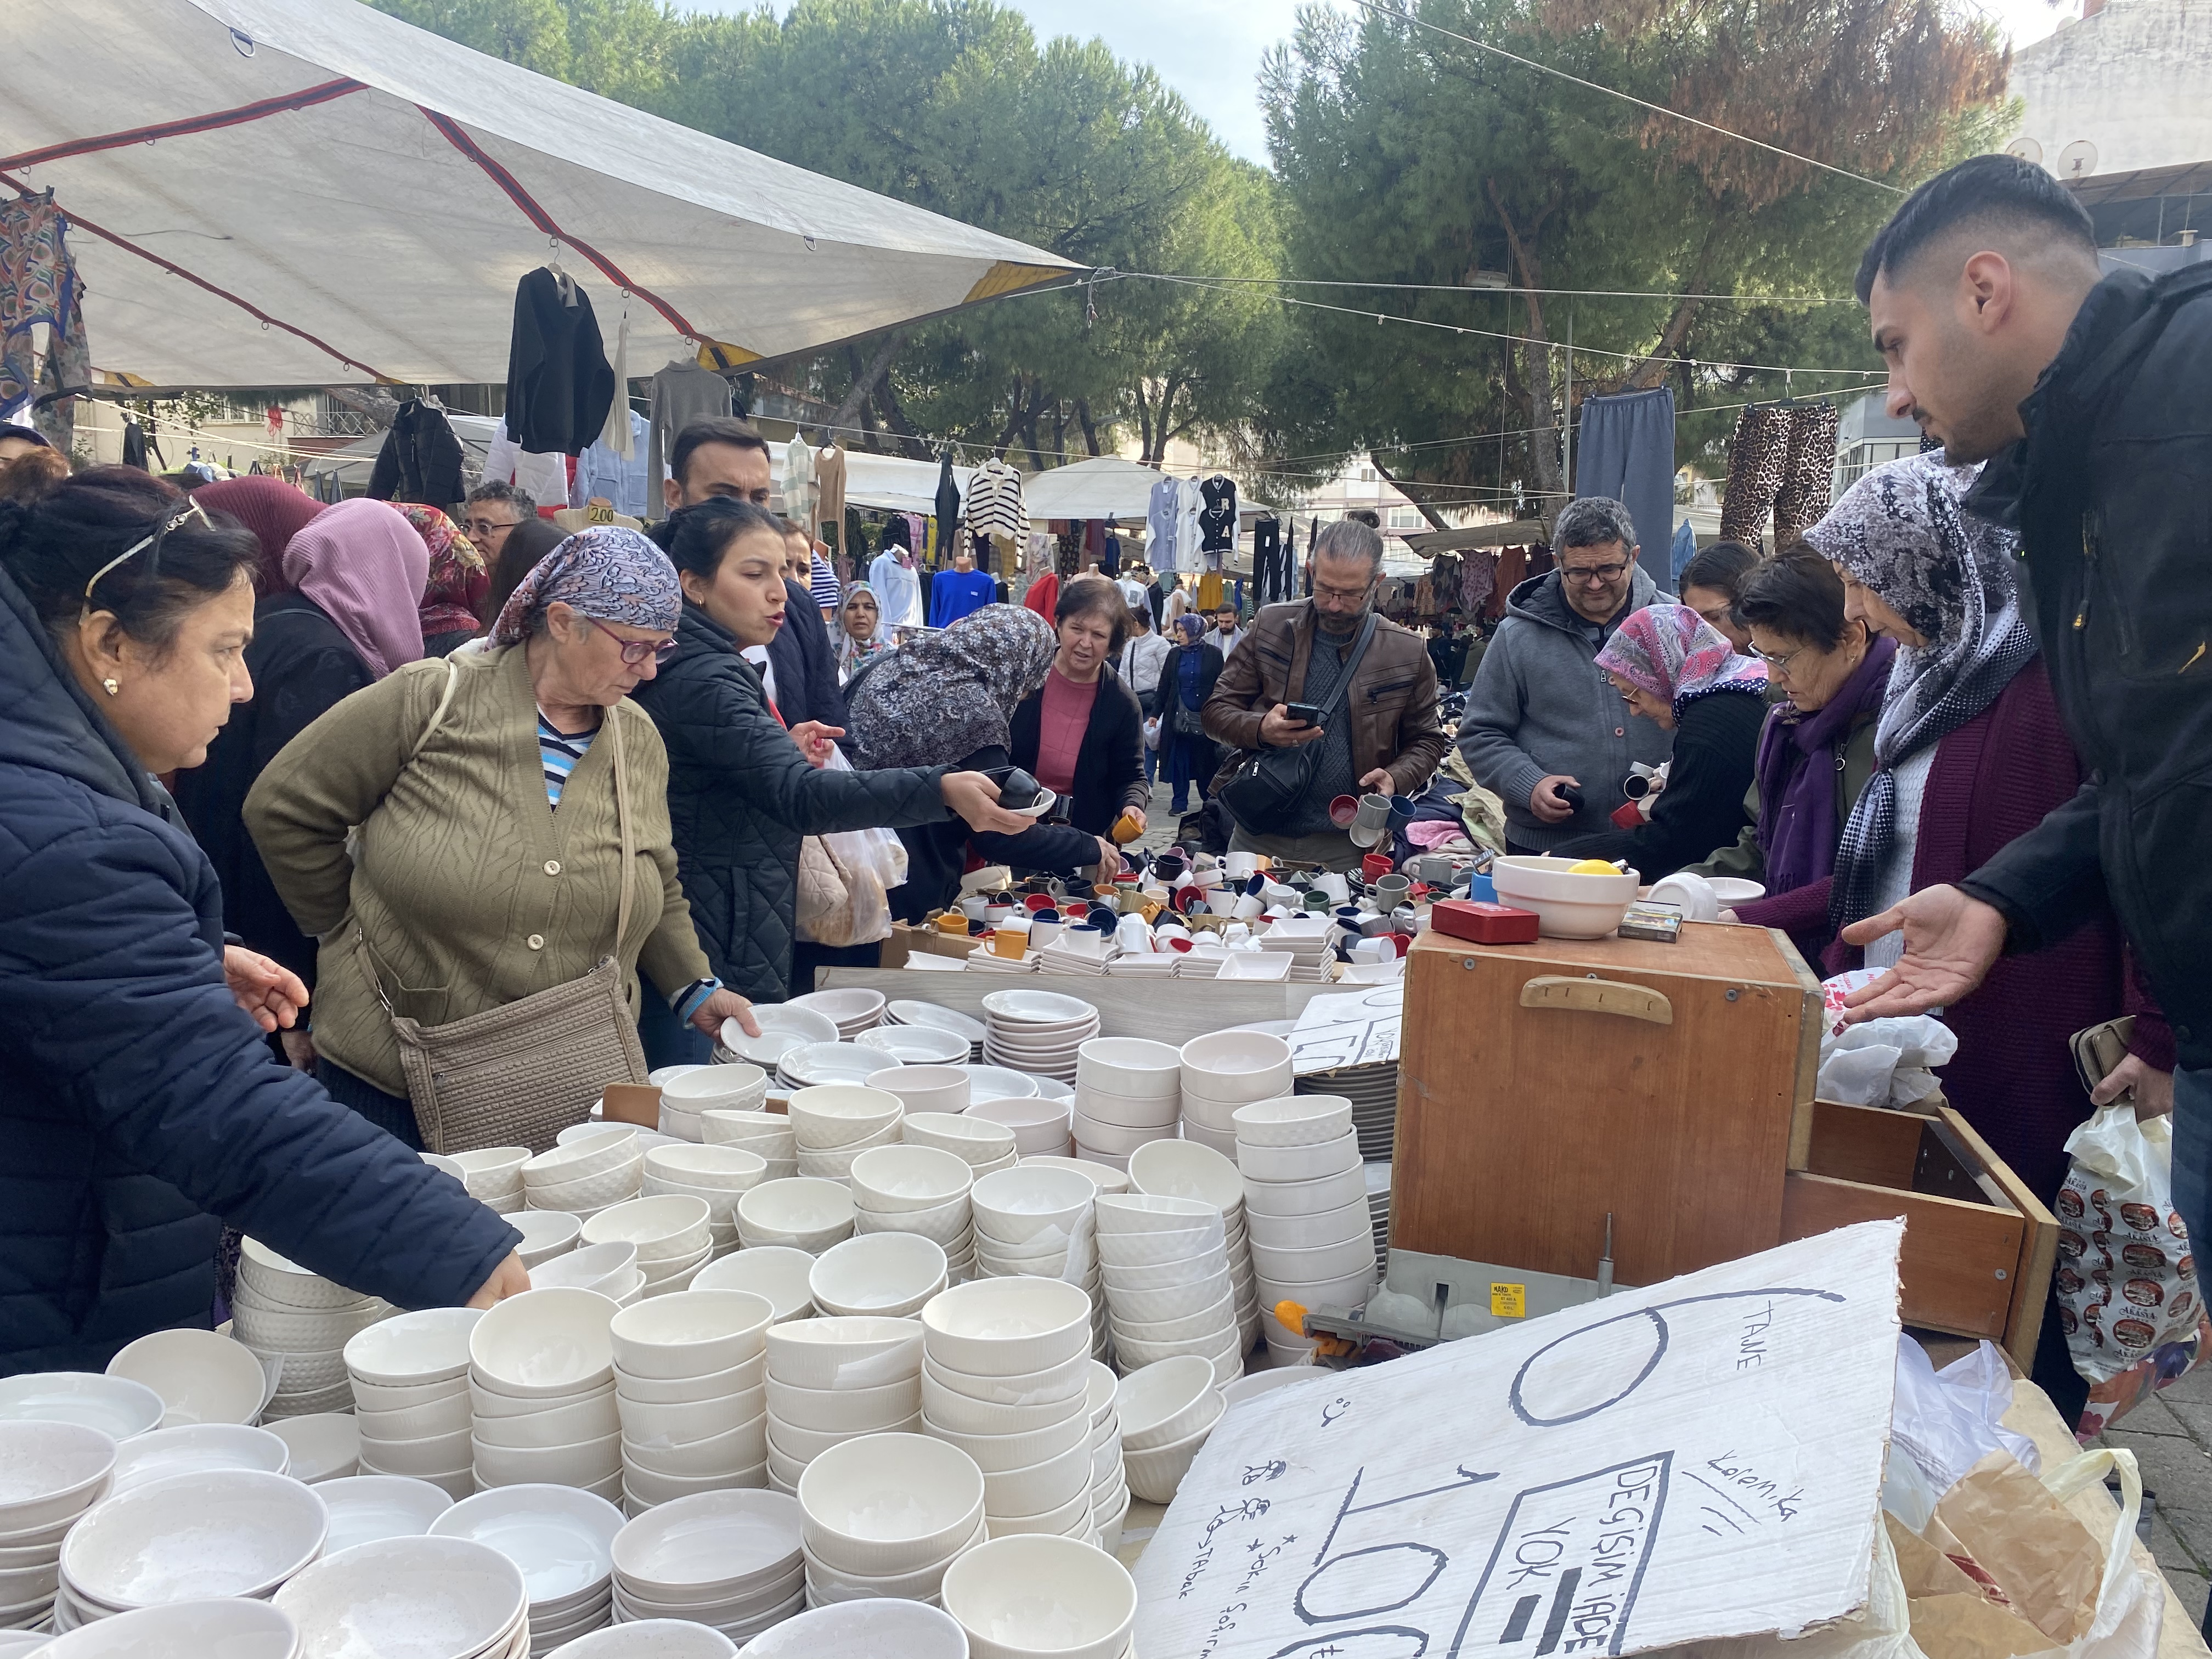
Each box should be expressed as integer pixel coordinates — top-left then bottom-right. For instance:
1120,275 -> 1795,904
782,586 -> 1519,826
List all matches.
0,467 -> 524,1375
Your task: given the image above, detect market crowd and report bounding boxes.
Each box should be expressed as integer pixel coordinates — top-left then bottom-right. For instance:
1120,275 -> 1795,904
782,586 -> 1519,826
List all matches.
0,155 -> 2200,1425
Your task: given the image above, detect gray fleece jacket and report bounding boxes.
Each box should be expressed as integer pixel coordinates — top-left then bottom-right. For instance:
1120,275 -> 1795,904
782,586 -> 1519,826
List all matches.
1455,567 -> 1675,850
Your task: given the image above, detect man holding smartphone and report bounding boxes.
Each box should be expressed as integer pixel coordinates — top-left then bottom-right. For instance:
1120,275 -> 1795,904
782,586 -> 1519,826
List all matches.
1201,520 -> 1447,871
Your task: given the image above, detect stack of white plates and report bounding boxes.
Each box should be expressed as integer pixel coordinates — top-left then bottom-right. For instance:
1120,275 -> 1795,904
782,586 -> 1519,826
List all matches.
1127,1139 -> 1260,1353
469,1290 -> 623,1503
764,1320 -> 925,1495
692,1249 -> 817,1323
108,1424 -> 288,1493
1113,1353 -> 1226,1505
968,1167 -> 1105,1362
641,1144 -> 767,1261
809,1235 -> 948,1321
797,1433 -> 983,1607
1103,949 -> 1177,978
275,1534 -> 527,1659
432,1485 -> 624,1655
585,1198 -> 714,1299
735,1179 -> 855,1254
658,1065 -> 769,1144
531,1242 -> 644,1306
1298,1062 -> 1401,1161
611,1489 -> 803,1639
1031,931 -> 1114,977
316,1474 -> 455,1553
788,1085 -> 905,1183
919,1280 -> 1097,1540
512,1210 -> 584,1271
1082,1362 -> 1127,1550
787,990 -> 887,1041
717,1006 -> 839,1071
853,1024 -> 969,1068
435,1148 -> 530,1214
106,1328 -> 268,1429
523,1130 -> 645,1222
696,1110 -> 797,1180
232,1239 -> 389,1420
1234,1097 -> 1376,1364
1176,1030 -> 1295,1159
963,945 -> 1039,975
265,1415 -> 360,1484
346,1308 -> 483,1498
612,1290 -> 774,1515
0,1419 -> 116,1631
967,1097 -> 1073,1159
1367,1160 -> 1393,1269
1019,1155 -> 1130,1195
777,1045 -> 889,1093
1094,1196 -> 1242,1388
850,1144 -> 975,1279
978,991 -> 1101,1084
1256,915 -> 1339,981
904,1113 -> 1019,1180
55,1469 -> 325,1630
884,1002 -> 988,1062
1070,1038 -> 1181,1167
940,1535 -> 1136,1657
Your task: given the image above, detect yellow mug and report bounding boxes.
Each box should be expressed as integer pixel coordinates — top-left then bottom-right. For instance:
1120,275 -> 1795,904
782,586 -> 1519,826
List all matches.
990,929 -> 1028,960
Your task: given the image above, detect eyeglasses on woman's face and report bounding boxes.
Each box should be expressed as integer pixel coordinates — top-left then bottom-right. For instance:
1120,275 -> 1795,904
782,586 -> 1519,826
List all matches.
582,616 -> 679,667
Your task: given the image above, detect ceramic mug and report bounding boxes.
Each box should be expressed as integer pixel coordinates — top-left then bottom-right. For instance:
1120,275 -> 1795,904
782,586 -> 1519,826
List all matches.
990,928 -> 1029,960
1647,872 -> 1722,922
1315,872 -> 1352,905
1226,852 -> 1263,879
1329,795 -> 1361,831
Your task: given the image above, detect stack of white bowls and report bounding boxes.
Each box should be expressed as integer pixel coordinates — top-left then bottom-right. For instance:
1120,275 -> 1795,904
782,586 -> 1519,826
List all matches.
658,1064 -> 769,1144
788,989 -> 887,1040
854,1024 -> 970,1069
883,1000 -> 987,1062
1114,1353 -> 1226,1505
432,1483 -> 624,1654
1176,1030 -> 1295,1159
54,1469 -> 325,1630
849,1144 -> 977,1279
797,1432 -> 984,1607
864,1064 -> 970,1116
919,1280 -> 1097,1540
1234,1095 -> 1376,1363
232,1239 -> 388,1420
978,991 -> 1101,1085
274,1534 -> 528,1659
968,1166 -> 1105,1362
346,1308 -> 482,1498
1128,1139 -> 1261,1354
956,1069 -> 1039,1107
532,1242 -> 644,1305
904,1111 -> 1018,1179
1070,1039 -> 1181,1170
610,1489 -> 804,1640
524,1129 -> 645,1221
585,1197 -> 715,1299
612,1292 -> 773,1515
470,1289 -> 623,1502
441,1148 -> 531,1214
105,1423 -> 288,1493
1021,1155 -> 1131,1195
764,1319 -> 925,1495
512,1210 -> 584,1270
967,1097 -> 1073,1160
0,1420 -> 115,1632
693,1247 -> 817,1324
1082,1362 -> 1127,1550
106,1328 -> 268,1429
641,1144 -> 767,1261
941,1534 -> 1137,1659
788,1085 -> 905,1183
717,1004 -> 838,1070
698,1109 -> 797,1179
809,1234 -> 949,1320
735,1178 -> 855,1254
1096,1194 -> 1243,1387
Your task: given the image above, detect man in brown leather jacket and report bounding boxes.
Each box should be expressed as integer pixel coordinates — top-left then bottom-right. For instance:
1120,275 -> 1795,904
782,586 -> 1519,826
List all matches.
1202,519 -> 1448,870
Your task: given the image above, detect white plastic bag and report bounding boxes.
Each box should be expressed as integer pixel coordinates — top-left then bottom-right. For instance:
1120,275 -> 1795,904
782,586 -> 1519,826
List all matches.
793,747 -> 910,949
2056,1098 -> 2198,1384
1818,971 -> 1958,1107
1142,716 -> 1161,752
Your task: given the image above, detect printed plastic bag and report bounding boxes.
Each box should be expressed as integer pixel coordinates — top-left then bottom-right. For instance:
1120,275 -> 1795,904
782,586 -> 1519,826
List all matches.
1818,970 -> 1957,1107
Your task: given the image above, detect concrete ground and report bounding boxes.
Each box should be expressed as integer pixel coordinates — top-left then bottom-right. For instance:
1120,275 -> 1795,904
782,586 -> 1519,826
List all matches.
2100,1364 -> 2212,1625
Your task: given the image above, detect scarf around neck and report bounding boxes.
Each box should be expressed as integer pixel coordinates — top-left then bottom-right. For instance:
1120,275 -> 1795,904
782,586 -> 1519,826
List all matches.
1753,631 -> 1895,898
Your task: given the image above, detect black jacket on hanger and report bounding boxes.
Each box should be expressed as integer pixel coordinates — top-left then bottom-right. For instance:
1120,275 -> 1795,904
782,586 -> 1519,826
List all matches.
505,267 -> 615,456
367,399 -> 465,507
934,452 -> 961,560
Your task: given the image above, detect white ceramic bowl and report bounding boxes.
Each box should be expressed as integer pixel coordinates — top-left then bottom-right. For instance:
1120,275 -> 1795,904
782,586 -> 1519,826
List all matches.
583,1196 -> 714,1262
1248,1233 -> 1377,1285
1125,1139 -> 1243,1216
63,1468 -> 327,1606
307,1474 -> 455,1555
921,1280 -> 1092,1379
1491,854 -> 1641,938
786,1084 -> 906,1150
104,1330 -> 268,1428
1247,1197 -> 1372,1252
236,1239 -> 362,1310
512,1209 -> 585,1266
979,1485 -> 1090,1541
531,1240 -> 640,1295
469,1288 -> 617,1399
929,1405 -> 1089,1476
1180,1028 -> 1294,1091
1066,1113 -> 1176,1158
1104,1270 -> 1233,1328
263,1413 -> 360,1483
0,1372 -> 164,1442
848,1143 -> 974,1214
30,1598 -> 299,1656
1067,1085 -> 1178,1131
862,1065 -> 972,1115
697,1110 -> 796,1152
1121,1414 -> 1219,1504
977,1433 -> 1093,1519
1232,1093 -> 1356,1148
274,1533 -> 525,1657
767,1408 -> 918,1464
967,1099 -> 1073,1154
1073,1037 -> 1182,1098
1094,1192 -> 1217,1235
958,1066 -> 1043,1106
0,1420 -> 115,1530
612,1352 -> 761,1406
783,1047 -> 901,1092
1093,1223 -> 1222,1269
855,1022 -> 972,1064
764,1373 -> 920,1435
968,1167 -> 1094,1246
1236,1128 -> 1361,1183
1112,1355 -> 1219,1450
526,1129 -> 642,1187
795,1432 -> 985,1576
789,988 -> 887,1030
611,1486 -> 802,1602
660,1064 -> 770,1110
430,1481 -> 623,1604
904,1114 -> 1019,1164
940,1532 -> 1136,1659
642,1143 -> 769,1193
1017,1156 -> 1129,1195
742,1597 -> 966,1659
918,1369 -> 1086,1438
343,1306 -> 483,1390
735,1180 -> 856,1252
450,1145 -> 532,1193
1097,1249 -> 1220,1293
763,1318 -> 924,1392
525,1159 -> 646,1214
472,1427 -> 620,1488
1240,1162 -> 1368,1217
690,1248 -> 817,1322
108,1423 -> 289,1492
979,990 -> 1097,1026
609,1291 -> 775,1381
1250,1264 -> 1378,1312
809,1234 -> 949,1319
723,1005 -> 840,1064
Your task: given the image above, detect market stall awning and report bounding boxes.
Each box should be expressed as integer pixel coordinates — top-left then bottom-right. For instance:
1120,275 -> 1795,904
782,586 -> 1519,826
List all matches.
1020,456 -> 1271,524
1400,520 -> 1547,556
1,0 -> 1079,391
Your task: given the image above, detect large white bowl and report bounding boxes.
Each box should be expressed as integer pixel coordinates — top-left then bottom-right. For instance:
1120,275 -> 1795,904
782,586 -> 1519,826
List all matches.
848,1143 -> 974,1214
1240,1163 -> 1368,1217
1247,1197 -> 1372,1252
929,1405 -> 1090,1477
966,1099 -> 1073,1153
1250,1264 -> 1378,1313
763,1318 -> 924,1393
788,989 -> 888,1030
958,1067 -> 1042,1105
1017,1156 -> 1129,1196
1235,1128 -> 1361,1183
264,1414 -> 361,1483
1094,1192 -> 1217,1236
609,1291 -> 775,1381
642,1143 -> 769,1193
659,1064 -> 770,1111
531,1241 -> 641,1296
1231,1093 -> 1356,1148
1250,1233 -> 1376,1283
979,990 -> 1097,1027
921,1280 -> 1092,1379
0,1373 -> 163,1442
31,1598 -> 298,1657
472,1429 -> 620,1489
430,1482 -> 624,1604
0,1419 -> 115,1531
742,1598 -> 966,1659
1093,1223 -> 1222,1269
722,1005 -> 840,1067
1122,1415 -> 1217,1504
104,1330 -> 268,1428
735,1180 -> 855,1252
1065,1113 -> 1175,1158
904,1113 -> 1019,1162
1491,854 -> 1641,939
764,1374 -> 919,1435
690,1248 -> 817,1322
343,1306 -> 484,1389
62,1468 -> 326,1607
1112,1355 -> 1220,1451
1072,1038 -> 1182,1099
236,1239 -> 363,1310
469,1288 -> 618,1399
1066,1085 -> 1178,1132
1180,1029 -> 1294,1093
1104,1270 -> 1233,1329
786,1085 -> 906,1151
697,1110 -> 797,1152
809,1234 -> 949,1319
862,1064 -> 971,1115
583,1196 -> 714,1262
919,1371 -> 1086,1439
108,1423 -> 289,1492
854,1190 -> 974,1249
968,1167 -> 1094,1246
449,1146 -> 531,1194
315,1475 -> 455,1554
512,1209 -> 585,1266
611,1353 -> 761,1407
855,1024 -> 972,1065
525,1159 -> 646,1215
525,1129 -> 642,1187
941,1533 -> 1136,1659
795,1433 -> 986,1577
1126,1139 -> 1243,1216
611,1487 -> 802,1602
275,1533 -> 526,1657
783,1047 -> 901,1092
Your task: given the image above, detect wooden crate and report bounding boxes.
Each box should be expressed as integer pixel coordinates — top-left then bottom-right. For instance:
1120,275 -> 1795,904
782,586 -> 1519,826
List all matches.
1393,923 -> 1822,1288
1781,1098 -> 2058,1367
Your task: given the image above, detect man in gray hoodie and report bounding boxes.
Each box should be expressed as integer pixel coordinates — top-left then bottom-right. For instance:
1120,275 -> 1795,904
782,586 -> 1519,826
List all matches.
1456,497 -> 1674,851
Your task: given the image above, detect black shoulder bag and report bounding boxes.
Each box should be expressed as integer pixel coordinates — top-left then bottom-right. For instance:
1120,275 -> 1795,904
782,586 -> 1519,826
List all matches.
1216,613 -> 1377,836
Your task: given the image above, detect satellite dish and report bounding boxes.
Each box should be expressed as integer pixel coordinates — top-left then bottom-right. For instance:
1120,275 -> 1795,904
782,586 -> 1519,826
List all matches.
2059,139 -> 2099,179
2006,136 -> 2044,165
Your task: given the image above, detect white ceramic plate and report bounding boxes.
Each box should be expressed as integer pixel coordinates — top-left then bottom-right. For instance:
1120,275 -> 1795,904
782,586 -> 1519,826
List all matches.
979,991 -> 1098,1026
885,1003 -> 987,1043
852,1027 -> 970,1065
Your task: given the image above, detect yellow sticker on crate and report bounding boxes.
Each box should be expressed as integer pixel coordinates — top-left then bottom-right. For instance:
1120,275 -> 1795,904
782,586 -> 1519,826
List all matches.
1490,1282 -> 1526,1319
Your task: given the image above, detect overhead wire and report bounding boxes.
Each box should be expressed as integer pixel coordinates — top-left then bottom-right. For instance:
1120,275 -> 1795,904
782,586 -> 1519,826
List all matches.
1118,272 -> 1857,304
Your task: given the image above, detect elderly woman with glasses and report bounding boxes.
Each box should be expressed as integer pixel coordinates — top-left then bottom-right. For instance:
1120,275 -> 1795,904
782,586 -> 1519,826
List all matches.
246,527 -> 757,1148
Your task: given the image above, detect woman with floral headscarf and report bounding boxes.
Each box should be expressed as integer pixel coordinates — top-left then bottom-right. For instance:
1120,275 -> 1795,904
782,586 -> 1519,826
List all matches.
245,526 -> 757,1146
1553,602 -> 1768,878
397,504 -> 490,656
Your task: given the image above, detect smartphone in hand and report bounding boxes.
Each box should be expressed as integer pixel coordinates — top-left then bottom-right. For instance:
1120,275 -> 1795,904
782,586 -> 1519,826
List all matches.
1283,702 -> 1325,726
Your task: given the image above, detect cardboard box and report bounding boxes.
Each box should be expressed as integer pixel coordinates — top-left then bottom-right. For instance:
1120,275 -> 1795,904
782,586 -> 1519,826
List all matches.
878,921 -> 980,971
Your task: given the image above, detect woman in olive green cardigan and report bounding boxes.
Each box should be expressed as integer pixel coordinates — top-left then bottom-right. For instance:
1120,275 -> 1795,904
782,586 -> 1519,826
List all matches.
246,528 -> 755,1146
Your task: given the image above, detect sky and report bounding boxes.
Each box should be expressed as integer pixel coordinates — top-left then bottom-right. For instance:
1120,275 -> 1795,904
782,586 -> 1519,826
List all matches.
748,0 -> 2071,165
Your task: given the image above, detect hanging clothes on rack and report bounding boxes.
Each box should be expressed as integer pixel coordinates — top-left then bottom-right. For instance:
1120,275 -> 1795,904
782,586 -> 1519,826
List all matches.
964,456 -> 1026,545
785,433 -> 817,532
815,443 -> 848,548
1718,403 -> 1790,546
573,408 -> 651,518
1198,475 -> 1238,564
0,193 -> 91,444
599,309 -> 631,457
504,266 -> 615,456
1573,385 -> 1676,586
1771,403 -> 1839,545
1147,475 -> 1180,569
1102,518 -> 1122,577
645,360 -> 735,503
934,450 -> 963,565
1251,514 -> 1284,603
870,528 -> 923,629
1175,478 -> 1204,573
482,416 -> 567,515
369,398 -> 466,507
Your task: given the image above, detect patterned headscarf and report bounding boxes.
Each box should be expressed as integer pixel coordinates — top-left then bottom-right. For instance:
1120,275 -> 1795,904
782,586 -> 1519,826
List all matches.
1596,603 -> 1766,715
487,526 -> 681,647
836,581 -> 893,678
398,504 -> 488,639
1176,612 -> 1206,642
848,603 -> 1057,770
1805,453 -> 2035,929
194,475 -> 324,594
279,498 -> 427,679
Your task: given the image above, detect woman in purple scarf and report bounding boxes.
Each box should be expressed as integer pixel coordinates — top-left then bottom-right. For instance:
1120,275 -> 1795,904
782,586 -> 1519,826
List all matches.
1725,549 -> 1893,963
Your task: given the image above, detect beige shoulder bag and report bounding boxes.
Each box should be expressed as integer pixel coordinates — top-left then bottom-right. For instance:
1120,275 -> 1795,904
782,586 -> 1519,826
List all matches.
363,665 -> 648,1153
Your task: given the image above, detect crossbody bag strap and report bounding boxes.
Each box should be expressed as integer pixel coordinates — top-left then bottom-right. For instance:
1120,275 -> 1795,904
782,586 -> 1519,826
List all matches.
1310,612 -> 1380,723
608,702 -> 635,956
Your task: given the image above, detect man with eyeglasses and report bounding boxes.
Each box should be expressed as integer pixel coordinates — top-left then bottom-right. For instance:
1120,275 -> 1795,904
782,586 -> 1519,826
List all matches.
1458,495 -> 1674,853
1202,518 -> 1448,871
460,481 -> 535,569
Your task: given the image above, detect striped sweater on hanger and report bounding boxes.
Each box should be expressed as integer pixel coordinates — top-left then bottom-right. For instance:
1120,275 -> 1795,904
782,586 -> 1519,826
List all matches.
964,458 -> 1027,544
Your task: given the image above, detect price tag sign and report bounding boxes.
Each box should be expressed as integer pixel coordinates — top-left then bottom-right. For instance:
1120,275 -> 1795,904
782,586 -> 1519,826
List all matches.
1489,1282 -> 1527,1319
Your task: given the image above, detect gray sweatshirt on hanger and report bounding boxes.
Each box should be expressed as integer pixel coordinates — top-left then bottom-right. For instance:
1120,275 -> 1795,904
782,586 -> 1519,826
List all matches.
646,362 -> 736,501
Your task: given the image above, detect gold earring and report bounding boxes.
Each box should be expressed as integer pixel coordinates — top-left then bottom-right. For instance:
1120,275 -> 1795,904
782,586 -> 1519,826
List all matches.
102,678 -> 121,697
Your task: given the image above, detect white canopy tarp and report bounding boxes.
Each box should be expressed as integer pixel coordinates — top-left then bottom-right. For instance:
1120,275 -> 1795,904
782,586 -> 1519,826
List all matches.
1020,455 -> 1270,525
2,0 -> 1077,390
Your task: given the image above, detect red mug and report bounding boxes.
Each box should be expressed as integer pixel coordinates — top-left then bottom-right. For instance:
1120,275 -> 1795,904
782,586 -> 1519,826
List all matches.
1329,795 -> 1360,830
1361,853 -> 1395,882
1023,893 -> 1057,913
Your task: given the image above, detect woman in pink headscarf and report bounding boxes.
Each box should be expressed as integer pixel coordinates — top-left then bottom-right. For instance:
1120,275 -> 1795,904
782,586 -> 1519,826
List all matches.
173,499 -> 430,1043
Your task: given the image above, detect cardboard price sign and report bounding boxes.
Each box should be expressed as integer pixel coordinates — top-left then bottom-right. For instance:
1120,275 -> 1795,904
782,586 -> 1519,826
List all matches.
1134,1221 -> 1904,1659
